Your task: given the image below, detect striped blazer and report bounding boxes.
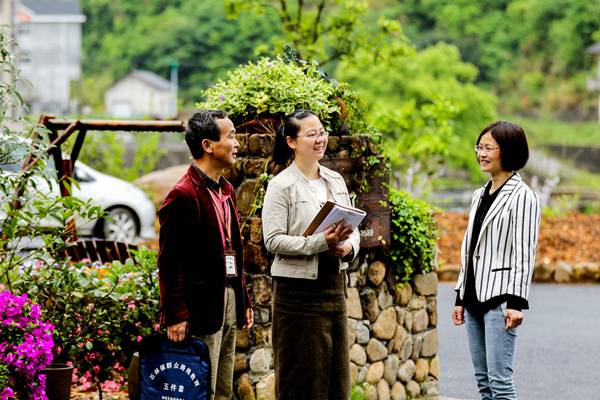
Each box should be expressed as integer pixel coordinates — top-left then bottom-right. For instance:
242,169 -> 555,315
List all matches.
455,174 -> 541,303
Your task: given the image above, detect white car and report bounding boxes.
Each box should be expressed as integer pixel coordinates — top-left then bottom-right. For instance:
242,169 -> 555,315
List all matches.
0,138 -> 156,243
69,162 -> 157,242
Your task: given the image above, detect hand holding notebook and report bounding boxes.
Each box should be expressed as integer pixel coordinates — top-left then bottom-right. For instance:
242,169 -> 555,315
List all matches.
303,201 -> 366,236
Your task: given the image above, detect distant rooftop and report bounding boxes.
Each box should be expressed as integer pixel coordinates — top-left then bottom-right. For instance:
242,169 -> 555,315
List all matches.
21,0 -> 82,15
118,70 -> 173,92
587,42 -> 600,55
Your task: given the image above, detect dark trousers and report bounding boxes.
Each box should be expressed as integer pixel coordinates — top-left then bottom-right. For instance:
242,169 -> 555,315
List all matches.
272,257 -> 349,400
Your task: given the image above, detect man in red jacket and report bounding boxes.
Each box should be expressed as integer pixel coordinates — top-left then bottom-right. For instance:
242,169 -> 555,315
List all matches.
158,109 -> 253,400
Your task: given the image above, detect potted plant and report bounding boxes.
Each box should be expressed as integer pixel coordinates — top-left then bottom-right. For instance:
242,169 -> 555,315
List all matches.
198,54 -> 371,135
0,290 -> 55,399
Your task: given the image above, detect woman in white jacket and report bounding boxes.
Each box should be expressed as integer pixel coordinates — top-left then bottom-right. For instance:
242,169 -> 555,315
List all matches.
452,121 -> 541,400
262,110 -> 360,400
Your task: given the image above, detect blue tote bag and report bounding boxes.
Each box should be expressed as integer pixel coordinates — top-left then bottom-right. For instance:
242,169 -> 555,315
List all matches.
139,335 -> 211,400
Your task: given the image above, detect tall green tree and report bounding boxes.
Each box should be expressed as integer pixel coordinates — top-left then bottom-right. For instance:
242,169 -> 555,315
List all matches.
394,0 -> 600,117
224,0 -> 411,69
80,0 -> 280,105
225,0 -> 498,191
338,43 -> 497,192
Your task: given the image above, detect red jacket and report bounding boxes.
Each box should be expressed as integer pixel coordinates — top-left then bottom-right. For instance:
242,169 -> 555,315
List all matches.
158,165 -> 252,335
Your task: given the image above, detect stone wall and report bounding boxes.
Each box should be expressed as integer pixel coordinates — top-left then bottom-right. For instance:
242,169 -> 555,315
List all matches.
345,263 -> 439,399
229,132 -> 439,400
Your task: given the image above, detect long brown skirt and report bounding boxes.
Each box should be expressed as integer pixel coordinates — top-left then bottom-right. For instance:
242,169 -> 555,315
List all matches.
272,257 -> 349,400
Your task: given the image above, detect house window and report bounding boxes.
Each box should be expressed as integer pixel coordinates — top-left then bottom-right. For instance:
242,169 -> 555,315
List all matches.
17,23 -> 30,35
19,50 -> 31,64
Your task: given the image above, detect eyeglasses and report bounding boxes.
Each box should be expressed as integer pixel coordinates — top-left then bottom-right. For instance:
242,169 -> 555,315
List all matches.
474,145 -> 499,154
299,131 -> 329,140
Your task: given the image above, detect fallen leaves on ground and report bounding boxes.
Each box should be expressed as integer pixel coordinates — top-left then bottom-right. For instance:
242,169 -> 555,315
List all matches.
436,212 -> 600,267
71,387 -> 127,399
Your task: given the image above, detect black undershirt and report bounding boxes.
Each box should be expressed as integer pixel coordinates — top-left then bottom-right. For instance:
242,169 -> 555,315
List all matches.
455,177 -> 529,314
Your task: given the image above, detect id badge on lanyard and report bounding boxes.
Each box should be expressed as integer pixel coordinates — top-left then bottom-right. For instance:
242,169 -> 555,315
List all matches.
225,247 -> 237,277
210,188 -> 238,277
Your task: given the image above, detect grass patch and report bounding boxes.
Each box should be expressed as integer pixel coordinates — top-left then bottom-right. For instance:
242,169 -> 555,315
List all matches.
567,168 -> 600,191
505,115 -> 600,147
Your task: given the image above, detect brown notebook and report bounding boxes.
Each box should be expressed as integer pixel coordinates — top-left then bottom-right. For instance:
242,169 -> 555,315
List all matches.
303,201 -> 366,236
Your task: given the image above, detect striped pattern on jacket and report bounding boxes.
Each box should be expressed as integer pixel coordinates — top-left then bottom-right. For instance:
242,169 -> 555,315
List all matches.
455,174 -> 541,303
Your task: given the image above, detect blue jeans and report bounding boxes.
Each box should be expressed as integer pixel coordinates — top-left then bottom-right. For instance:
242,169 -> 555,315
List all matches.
465,305 -> 518,400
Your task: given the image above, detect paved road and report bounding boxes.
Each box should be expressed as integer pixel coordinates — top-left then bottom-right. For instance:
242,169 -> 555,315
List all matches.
437,283 -> 600,400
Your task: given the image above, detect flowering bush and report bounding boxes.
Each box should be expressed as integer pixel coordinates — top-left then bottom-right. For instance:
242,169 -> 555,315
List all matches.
0,31 -> 160,397
10,247 -> 160,396
0,291 -> 55,400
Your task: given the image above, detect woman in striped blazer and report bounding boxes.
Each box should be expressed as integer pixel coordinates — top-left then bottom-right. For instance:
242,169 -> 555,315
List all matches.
452,121 -> 541,400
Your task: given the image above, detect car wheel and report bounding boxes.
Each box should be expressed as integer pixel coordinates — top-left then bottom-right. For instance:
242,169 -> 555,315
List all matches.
102,207 -> 139,243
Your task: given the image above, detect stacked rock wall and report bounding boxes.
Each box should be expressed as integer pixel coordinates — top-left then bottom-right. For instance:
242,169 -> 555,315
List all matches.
345,262 -> 439,399
230,132 -> 439,400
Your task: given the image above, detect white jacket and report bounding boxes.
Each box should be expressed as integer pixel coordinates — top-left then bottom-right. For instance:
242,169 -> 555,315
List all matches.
262,161 -> 360,279
455,174 -> 541,302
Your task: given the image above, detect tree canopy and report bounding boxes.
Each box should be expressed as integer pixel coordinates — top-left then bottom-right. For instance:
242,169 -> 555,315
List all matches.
80,0 -> 280,105
79,0 -> 599,117
74,0 -> 599,192
393,0 -> 600,117
223,0 -> 409,69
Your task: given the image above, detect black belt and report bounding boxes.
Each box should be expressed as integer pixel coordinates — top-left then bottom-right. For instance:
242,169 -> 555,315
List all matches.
225,278 -> 236,288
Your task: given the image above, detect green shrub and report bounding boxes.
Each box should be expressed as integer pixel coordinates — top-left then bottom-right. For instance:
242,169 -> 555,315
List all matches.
350,384 -> 367,400
198,56 -> 371,134
388,188 -> 439,284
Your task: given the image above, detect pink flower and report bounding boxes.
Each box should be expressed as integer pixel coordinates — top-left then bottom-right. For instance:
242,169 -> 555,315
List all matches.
100,380 -> 121,392
79,380 -> 92,391
1,387 -> 15,399
0,290 -> 54,399
112,362 -> 124,372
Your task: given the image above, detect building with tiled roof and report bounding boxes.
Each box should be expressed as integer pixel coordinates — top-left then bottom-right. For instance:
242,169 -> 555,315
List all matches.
1,0 -> 86,115
105,70 -> 177,119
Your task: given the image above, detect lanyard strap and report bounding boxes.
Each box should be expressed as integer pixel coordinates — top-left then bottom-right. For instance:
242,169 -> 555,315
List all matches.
208,188 -> 232,249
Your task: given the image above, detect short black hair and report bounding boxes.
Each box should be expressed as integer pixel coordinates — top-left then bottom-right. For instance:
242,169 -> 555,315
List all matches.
271,109 -> 318,165
185,109 -> 228,159
477,121 -> 529,171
